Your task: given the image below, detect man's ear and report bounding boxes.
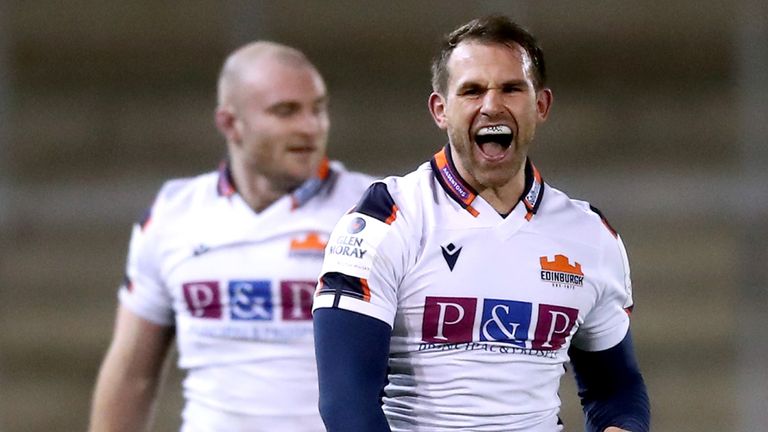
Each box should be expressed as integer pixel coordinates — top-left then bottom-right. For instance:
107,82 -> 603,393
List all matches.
536,88 -> 553,122
215,106 -> 240,143
428,92 -> 448,130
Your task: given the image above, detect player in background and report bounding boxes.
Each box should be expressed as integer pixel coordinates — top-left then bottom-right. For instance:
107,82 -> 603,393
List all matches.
313,16 -> 650,432
89,41 -> 372,432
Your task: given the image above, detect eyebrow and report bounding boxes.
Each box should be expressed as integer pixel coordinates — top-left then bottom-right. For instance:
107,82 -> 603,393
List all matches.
456,78 -> 530,90
459,79 -> 528,88
267,101 -> 300,111
501,79 -> 530,87
267,94 -> 328,111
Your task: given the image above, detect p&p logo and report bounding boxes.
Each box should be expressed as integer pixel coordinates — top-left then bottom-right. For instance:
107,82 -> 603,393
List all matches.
181,279 -> 314,321
421,296 -> 578,351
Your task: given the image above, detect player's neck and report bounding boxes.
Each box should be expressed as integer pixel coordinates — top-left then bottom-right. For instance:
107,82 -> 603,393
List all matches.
478,179 -> 525,215
454,158 -> 526,215
230,164 -> 292,213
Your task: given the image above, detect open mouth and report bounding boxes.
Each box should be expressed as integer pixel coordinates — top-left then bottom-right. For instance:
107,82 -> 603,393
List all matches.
475,125 -> 513,158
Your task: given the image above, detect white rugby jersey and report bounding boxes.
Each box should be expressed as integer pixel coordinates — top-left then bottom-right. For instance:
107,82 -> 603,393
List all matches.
314,146 -> 633,432
118,159 -> 371,431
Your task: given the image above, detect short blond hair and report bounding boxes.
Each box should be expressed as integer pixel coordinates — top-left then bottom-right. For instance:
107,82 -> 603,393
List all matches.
216,41 -> 316,106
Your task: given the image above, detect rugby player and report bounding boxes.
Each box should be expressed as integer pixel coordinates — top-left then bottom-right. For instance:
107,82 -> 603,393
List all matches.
313,16 -> 650,432
89,41 -> 372,431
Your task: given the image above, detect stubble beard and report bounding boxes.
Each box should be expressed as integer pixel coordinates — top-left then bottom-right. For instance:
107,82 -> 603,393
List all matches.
449,129 -> 525,191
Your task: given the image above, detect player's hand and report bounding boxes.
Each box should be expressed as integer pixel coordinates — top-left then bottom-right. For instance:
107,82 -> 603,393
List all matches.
604,428 -> 631,432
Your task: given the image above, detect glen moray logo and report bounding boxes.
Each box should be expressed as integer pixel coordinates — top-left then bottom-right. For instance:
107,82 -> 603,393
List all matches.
539,254 -> 584,288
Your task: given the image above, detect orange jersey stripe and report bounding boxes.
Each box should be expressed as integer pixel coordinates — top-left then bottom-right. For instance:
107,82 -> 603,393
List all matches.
360,278 -> 371,302
385,204 -> 399,225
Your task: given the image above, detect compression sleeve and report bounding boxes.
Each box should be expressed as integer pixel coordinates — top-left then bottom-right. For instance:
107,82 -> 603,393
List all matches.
314,308 -> 392,432
569,330 -> 650,432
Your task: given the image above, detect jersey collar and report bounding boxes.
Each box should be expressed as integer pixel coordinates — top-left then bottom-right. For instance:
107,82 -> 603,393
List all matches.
429,145 -> 544,220
216,159 -> 238,197
216,157 -> 333,210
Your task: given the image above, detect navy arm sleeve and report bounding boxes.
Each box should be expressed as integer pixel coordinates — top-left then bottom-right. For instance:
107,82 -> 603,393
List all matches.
314,308 -> 392,432
569,330 -> 650,432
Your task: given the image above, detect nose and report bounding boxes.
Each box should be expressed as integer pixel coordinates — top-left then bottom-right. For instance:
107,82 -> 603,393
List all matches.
296,109 -> 327,136
480,89 -> 504,117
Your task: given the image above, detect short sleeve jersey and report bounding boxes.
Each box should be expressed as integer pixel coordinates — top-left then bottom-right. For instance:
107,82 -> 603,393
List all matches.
313,147 -> 633,432
119,159 -> 372,432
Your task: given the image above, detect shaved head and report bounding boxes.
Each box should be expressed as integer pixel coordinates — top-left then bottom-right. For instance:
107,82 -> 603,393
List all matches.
212,40 -> 329,209
217,41 -> 319,107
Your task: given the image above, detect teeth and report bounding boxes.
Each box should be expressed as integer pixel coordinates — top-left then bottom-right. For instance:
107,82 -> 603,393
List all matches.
477,125 -> 512,135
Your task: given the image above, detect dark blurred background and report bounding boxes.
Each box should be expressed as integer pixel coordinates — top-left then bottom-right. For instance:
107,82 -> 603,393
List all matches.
1,1 -> 766,431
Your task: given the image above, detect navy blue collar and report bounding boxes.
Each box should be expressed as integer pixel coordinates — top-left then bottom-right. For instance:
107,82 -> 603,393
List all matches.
429,145 -> 544,219
217,157 -> 334,210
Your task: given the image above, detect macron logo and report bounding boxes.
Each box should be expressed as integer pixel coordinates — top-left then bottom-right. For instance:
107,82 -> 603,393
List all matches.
441,243 -> 462,271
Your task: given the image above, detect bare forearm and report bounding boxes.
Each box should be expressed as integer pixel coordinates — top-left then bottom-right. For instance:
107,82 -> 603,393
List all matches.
89,355 -> 162,431
89,306 -> 173,432
90,380 -> 158,431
